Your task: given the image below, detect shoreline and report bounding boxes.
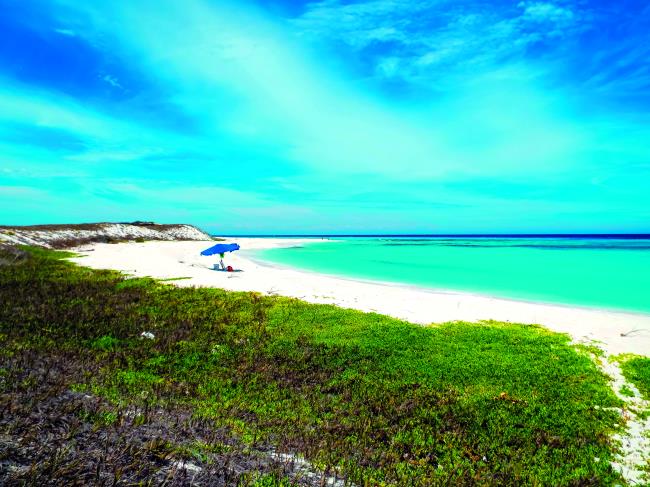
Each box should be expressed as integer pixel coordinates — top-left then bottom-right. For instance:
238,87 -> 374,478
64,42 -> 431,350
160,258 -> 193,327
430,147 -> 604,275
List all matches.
68,238 -> 650,357
246,247 -> 650,319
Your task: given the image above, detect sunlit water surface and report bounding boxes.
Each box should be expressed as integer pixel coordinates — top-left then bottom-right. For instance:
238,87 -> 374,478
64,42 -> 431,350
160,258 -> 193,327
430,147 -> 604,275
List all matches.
253,236 -> 650,314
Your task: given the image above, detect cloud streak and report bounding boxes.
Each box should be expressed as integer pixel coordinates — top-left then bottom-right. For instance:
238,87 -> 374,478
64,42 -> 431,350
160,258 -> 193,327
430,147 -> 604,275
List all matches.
0,0 -> 649,232
292,0 -> 590,85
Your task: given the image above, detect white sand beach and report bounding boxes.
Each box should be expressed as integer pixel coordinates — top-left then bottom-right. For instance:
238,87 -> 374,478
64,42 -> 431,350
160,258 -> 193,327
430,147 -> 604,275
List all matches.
69,238 -> 650,357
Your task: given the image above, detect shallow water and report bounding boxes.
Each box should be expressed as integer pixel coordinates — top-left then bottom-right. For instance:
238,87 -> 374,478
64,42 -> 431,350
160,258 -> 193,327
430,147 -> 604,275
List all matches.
254,236 -> 650,314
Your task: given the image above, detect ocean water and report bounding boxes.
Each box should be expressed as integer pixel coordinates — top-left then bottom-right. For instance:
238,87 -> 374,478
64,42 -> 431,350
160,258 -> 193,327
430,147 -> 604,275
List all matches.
253,236 -> 650,314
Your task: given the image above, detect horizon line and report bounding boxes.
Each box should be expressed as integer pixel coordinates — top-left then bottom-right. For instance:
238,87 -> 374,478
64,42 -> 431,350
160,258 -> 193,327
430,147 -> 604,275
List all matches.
216,233 -> 650,239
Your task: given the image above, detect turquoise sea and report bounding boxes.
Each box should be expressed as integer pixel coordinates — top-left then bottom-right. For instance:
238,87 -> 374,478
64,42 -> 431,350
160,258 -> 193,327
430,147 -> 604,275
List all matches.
252,236 -> 650,314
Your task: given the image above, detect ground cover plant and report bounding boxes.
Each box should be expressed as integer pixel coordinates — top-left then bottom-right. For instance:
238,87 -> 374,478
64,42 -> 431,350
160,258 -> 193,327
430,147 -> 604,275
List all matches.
618,356 -> 650,401
0,246 -> 626,485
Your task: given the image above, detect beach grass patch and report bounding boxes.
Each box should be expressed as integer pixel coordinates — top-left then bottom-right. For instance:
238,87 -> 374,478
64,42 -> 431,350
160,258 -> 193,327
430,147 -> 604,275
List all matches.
617,355 -> 650,401
90,335 -> 120,350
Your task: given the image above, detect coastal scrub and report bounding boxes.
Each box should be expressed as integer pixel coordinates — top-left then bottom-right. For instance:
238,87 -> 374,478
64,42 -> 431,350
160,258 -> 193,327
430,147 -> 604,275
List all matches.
619,356 -> 650,401
0,246 -> 626,485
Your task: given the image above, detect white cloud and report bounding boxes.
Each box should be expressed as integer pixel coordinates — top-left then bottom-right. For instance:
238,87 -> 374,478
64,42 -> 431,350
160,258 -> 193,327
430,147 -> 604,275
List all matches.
292,0 -> 588,85
519,2 -> 574,24
54,28 -> 76,36
39,0 -> 645,188
0,185 -> 46,197
102,74 -> 122,89
46,0 -> 461,178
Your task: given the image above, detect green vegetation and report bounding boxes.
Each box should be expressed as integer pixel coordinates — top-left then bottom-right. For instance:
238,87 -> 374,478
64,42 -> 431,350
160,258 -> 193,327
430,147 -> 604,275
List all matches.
0,246 -> 627,485
617,355 -> 650,401
575,342 -> 606,359
619,385 -> 635,398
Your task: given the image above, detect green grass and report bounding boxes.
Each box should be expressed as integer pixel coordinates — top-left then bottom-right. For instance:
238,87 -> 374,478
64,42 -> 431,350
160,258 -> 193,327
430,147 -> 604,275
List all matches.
619,385 -> 635,398
618,355 -> 650,401
0,246 -> 627,485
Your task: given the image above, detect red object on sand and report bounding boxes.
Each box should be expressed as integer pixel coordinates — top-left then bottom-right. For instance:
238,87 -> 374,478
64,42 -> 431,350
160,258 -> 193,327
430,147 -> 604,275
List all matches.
227,266 -> 233,272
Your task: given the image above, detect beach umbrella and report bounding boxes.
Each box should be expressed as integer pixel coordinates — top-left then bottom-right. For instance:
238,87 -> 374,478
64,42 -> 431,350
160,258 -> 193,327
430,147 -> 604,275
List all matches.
201,243 -> 240,271
200,243 -> 240,256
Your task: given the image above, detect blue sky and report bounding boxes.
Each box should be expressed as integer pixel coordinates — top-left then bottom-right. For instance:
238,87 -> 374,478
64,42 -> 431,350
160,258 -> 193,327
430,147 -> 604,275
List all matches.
1,0 -> 649,233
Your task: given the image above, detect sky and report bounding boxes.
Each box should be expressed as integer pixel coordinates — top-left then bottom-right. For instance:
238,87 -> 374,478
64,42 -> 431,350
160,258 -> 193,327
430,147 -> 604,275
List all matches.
0,0 -> 649,234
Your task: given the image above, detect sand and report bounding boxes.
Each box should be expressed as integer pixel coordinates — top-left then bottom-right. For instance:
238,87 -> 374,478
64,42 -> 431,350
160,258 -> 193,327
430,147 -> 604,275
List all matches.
67,238 -> 650,357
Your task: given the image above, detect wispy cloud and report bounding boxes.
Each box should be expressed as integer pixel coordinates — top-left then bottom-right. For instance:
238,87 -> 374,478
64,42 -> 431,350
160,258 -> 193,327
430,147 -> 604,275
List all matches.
0,0 -> 648,232
54,27 -> 75,36
291,0 -> 591,87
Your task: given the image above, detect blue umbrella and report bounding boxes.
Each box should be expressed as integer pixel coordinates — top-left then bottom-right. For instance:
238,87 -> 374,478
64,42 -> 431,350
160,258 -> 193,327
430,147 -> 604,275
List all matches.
200,243 -> 240,256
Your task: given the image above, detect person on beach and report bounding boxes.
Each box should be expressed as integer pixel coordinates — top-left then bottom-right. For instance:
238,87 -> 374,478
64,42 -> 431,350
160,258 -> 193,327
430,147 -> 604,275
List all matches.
201,242 -> 239,271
